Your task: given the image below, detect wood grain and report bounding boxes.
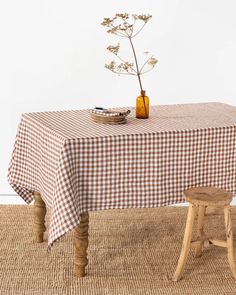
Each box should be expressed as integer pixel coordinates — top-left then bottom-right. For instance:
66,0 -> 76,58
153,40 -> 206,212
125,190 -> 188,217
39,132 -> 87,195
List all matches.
33,192 -> 46,243
224,206 -> 236,279
194,205 -> 206,257
74,212 -> 89,277
173,204 -> 196,281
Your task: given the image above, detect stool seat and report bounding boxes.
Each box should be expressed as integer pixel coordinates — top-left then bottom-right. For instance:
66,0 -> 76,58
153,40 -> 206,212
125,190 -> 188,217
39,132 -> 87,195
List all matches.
184,187 -> 233,207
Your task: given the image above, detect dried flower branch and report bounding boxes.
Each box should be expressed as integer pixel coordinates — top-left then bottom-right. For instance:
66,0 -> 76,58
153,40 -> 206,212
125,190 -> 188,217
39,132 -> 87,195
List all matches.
101,13 -> 158,93
105,61 -> 116,71
118,62 -> 134,73
132,14 -> 152,22
105,60 -> 136,76
107,44 -> 120,55
101,18 -> 114,27
147,57 -> 158,66
116,13 -> 129,20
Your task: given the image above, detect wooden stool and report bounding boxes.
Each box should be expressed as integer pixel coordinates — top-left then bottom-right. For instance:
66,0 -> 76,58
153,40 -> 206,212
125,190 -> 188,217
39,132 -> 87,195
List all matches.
173,187 -> 236,281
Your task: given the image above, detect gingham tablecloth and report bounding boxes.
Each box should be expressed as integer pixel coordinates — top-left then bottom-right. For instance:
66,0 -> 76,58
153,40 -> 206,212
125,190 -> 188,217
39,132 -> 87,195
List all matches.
8,103 -> 236,248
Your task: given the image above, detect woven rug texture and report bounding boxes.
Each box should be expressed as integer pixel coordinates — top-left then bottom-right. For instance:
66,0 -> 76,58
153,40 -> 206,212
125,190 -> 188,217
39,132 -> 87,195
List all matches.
1,205 -> 236,295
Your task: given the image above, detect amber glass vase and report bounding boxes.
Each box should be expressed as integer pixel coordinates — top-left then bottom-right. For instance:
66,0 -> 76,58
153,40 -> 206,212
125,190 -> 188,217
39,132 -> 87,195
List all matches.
136,90 -> 149,119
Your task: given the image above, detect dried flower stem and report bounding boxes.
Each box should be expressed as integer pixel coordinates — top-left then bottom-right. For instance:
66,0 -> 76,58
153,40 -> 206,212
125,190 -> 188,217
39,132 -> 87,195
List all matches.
128,36 -> 148,116
132,22 -> 147,38
128,37 -> 143,92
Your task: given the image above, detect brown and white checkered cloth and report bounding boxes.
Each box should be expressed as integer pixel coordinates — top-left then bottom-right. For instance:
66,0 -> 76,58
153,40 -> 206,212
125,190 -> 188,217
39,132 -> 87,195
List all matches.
8,103 -> 236,248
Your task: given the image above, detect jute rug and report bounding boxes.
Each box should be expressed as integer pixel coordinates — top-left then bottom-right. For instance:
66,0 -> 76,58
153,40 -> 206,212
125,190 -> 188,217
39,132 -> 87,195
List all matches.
1,205 -> 236,295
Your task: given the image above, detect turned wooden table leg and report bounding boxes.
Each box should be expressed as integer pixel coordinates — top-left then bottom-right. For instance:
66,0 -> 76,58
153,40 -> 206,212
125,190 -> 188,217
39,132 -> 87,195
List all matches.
33,192 -> 46,243
74,212 -> 89,278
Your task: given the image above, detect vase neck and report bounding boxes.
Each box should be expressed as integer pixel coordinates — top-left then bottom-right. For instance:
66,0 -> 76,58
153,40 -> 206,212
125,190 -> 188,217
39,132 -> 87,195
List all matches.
141,90 -> 146,97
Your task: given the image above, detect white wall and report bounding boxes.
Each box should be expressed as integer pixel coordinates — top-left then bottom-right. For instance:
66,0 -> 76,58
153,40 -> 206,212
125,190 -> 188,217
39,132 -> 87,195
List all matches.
1,0 -> 236,200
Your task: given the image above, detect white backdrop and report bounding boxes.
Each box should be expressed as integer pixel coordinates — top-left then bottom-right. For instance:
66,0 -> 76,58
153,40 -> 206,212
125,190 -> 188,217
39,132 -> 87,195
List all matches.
1,0 -> 236,198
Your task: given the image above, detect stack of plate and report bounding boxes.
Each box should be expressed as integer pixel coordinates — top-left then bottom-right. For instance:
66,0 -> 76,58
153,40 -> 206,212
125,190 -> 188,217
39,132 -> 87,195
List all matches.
90,109 -> 130,125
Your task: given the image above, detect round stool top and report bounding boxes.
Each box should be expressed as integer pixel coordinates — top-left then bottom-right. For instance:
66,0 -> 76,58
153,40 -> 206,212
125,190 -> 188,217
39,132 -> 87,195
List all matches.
184,187 -> 233,207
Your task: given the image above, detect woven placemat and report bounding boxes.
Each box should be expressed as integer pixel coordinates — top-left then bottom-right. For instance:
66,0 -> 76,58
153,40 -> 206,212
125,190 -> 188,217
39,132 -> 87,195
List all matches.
1,205 -> 236,295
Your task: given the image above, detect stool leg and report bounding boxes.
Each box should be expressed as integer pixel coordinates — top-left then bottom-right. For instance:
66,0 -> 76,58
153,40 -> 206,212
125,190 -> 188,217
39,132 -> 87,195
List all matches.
33,192 -> 46,243
173,204 -> 196,281
224,206 -> 236,279
195,205 -> 206,258
74,212 -> 89,277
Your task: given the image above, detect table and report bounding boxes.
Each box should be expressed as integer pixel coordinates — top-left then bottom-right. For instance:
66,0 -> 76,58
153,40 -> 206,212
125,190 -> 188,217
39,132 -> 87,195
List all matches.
8,103 -> 236,277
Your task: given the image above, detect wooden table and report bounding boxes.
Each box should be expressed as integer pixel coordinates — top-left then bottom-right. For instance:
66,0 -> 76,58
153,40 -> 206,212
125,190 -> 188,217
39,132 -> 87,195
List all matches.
8,103 -> 236,277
